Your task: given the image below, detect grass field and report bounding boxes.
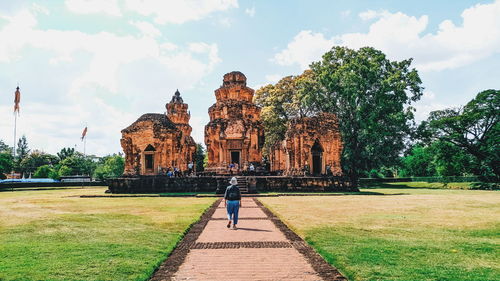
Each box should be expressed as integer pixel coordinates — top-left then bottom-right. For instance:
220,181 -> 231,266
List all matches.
361,181 -> 476,190
0,187 -> 215,281
260,187 -> 500,281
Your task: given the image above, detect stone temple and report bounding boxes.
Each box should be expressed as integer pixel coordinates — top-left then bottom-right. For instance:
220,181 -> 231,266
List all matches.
120,71 -> 342,176
204,71 -> 264,173
121,90 -> 196,175
205,71 -> 342,176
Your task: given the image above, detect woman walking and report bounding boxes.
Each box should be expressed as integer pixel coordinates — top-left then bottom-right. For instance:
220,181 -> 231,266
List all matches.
224,177 -> 241,229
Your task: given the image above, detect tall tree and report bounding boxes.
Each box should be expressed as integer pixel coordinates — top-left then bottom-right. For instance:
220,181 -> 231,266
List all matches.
57,147 -> 75,161
255,70 -> 319,151
426,89 -> 499,180
311,46 -> 423,185
16,135 -> 30,160
195,143 -> 206,172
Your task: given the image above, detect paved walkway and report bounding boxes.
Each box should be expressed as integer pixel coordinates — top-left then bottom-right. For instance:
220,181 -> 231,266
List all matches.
161,198 -> 342,281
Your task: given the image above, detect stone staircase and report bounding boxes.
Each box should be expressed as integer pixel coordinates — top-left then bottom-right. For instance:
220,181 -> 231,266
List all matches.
236,177 -> 248,193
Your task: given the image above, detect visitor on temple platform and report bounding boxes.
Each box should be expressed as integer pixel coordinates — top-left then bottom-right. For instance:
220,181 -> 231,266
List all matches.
249,163 -> 255,175
229,163 -> 235,175
188,162 -> 194,175
224,177 -> 241,229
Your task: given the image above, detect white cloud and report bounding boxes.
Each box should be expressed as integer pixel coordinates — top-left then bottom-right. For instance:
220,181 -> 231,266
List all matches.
358,9 -> 389,21
340,10 -> 351,18
273,30 -> 333,70
265,74 -> 282,83
0,9 -> 221,155
65,0 -> 122,16
217,17 -> 232,27
124,0 -> 238,24
273,0 -> 500,72
130,21 -> 162,37
31,3 -> 50,15
245,6 -> 255,17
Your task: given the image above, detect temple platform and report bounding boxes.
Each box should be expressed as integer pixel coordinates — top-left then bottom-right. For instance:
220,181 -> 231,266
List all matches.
107,175 -> 356,194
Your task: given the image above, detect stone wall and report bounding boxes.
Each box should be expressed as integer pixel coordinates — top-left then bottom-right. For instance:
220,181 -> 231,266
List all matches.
107,176 -> 355,193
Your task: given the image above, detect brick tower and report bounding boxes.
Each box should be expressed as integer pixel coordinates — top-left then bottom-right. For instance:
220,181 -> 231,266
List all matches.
204,71 -> 264,173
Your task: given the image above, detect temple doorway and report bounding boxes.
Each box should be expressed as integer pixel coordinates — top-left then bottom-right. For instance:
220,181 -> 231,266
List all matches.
230,150 -> 241,166
144,144 -> 155,174
311,140 -> 323,175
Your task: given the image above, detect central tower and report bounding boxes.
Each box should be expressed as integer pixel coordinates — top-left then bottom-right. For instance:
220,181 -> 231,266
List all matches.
204,71 -> 264,173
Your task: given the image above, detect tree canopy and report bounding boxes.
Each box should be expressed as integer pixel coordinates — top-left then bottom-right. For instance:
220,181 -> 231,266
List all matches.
255,70 -> 320,151
425,89 -> 499,180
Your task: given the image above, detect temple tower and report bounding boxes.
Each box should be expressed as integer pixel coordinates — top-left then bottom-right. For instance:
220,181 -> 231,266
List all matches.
121,90 -> 196,175
204,71 -> 264,173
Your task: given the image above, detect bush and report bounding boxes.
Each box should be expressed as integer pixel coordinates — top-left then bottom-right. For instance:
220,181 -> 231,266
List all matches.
33,165 -> 54,178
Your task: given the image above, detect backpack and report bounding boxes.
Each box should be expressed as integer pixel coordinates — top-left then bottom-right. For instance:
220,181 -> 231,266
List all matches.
226,185 -> 240,200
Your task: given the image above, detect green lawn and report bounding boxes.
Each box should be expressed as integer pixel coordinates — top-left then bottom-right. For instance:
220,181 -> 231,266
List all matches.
0,188 -> 215,281
260,187 -> 500,281
361,181 -> 476,190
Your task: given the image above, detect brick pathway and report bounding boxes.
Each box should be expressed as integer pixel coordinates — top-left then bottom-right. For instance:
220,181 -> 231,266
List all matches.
164,198 -> 335,281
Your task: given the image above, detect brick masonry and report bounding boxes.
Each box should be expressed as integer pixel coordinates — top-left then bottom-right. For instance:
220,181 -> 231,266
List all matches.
151,197 -> 346,281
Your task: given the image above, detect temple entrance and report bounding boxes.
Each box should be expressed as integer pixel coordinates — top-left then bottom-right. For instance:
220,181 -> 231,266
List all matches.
144,144 -> 155,174
230,150 -> 241,166
311,140 -> 323,175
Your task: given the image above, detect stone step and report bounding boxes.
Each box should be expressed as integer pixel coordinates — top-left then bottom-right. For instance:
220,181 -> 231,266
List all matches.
236,177 -> 248,193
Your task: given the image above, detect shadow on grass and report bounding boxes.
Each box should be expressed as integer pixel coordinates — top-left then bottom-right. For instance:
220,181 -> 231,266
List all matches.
256,191 -> 405,196
360,182 -> 431,189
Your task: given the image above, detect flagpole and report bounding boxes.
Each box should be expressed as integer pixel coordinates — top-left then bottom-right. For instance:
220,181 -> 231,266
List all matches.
83,136 -> 86,157
13,113 -> 17,159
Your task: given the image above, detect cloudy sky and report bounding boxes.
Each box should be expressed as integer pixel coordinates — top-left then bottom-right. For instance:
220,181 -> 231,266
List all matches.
0,0 -> 499,156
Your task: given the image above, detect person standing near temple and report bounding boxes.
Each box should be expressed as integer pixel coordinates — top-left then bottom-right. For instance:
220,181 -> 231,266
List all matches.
188,162 -> 194,175
224,177 -> 241,229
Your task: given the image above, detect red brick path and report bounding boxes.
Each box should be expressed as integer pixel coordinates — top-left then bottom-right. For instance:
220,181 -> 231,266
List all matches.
171,198 -> 324,281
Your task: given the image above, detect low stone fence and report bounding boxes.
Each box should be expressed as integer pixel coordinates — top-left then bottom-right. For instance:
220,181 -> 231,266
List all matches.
107,175 -> 355,194
0,182 -> 105,190
252,176 -> 356,192
108,176 -> 227,194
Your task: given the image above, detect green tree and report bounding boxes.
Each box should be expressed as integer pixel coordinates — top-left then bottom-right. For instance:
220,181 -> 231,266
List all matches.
16,135 -> 30,160
427,89 -> 499,180
195,143 -> 205,172
311,46 -> 423,185
401,145 -> 435,177
255,70 -> 319,151
0,152 -> 13,179
19,151 -> 58,177
57,153 -> 97,176
57,147 -> 75,161
33,165 -> 55,178
0,139 -> 11,153
93,155 -> 124,180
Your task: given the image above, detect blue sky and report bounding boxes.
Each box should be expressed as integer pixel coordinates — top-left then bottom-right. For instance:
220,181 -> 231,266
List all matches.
0,0 -> 499,156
